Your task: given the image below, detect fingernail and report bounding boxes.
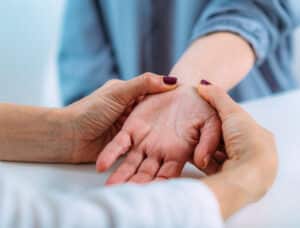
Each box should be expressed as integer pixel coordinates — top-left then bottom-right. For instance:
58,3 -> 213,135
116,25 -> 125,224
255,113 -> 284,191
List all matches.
163,76 -> 178,85
200,79 -> 211,85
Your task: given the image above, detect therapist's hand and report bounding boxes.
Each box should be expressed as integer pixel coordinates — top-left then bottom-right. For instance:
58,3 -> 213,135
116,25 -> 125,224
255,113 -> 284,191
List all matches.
197,81 -> 278,219
63,73 -> 178,163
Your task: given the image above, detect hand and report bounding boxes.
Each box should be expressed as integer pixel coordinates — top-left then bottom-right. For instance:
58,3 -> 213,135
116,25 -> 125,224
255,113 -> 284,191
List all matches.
96,84 -> 221,185
197,81 -> 278,219
62,73 -> 178,163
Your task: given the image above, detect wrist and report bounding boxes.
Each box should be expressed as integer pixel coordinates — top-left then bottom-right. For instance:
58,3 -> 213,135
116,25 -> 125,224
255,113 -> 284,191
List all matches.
167,84 -> 202,104
47,108 -> 76,162
170,32 -> 255,90
169,67 -> 200,87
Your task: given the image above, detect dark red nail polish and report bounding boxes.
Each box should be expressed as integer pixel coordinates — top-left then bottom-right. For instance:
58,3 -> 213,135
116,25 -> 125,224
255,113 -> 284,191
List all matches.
200,79 -> 211,85
163,76 -> 178,85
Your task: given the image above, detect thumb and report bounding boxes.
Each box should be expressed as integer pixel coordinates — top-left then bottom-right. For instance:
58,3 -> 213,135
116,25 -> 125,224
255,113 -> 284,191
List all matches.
197,80 -> 243,121
109,73 -> 178,104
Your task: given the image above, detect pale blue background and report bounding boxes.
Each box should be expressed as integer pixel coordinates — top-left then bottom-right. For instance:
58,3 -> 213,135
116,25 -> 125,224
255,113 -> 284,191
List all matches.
0,0 -> 299,107
0,0 -> 64,106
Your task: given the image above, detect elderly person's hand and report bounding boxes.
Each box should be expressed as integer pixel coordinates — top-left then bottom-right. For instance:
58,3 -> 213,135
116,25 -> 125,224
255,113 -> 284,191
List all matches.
197,80 -> 278,219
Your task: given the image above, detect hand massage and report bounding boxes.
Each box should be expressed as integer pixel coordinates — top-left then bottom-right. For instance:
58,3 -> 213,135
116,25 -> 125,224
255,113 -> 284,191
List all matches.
0,1 -> 299,227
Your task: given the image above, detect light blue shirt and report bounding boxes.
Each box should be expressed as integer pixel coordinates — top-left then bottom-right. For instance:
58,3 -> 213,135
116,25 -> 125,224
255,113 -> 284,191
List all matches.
58,0 -> 299,105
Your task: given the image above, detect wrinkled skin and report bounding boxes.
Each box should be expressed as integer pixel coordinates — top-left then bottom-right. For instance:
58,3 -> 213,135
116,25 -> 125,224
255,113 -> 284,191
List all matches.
64,80 -> 134,163
65,74 -> 178,164
97,86 -> 221,184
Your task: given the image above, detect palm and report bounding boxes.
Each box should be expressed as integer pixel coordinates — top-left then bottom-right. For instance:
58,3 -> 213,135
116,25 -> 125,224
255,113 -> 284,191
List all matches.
98,87 -> 221,184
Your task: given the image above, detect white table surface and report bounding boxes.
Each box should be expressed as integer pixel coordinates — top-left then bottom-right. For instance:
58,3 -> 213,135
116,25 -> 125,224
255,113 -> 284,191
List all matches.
1,89 -> 300,228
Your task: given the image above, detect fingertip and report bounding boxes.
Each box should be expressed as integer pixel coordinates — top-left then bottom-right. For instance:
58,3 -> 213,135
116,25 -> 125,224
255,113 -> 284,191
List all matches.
193,146 -> 213,169
202,158 -> 220,175
193,155 -> 205,169
214,150 -> 227,164
135,73 -> 178,95
105,179 -> 115,186
105,175 -> 116,185
95,152 -> 113,172
97,130 -> 132,173
164,83 -> 178,90
203,154 -> 211,169
163,76 -> 179,89
197,85 -> 203,96
96,159 -> 109,172
194,144 -> 210,169
96,152 -> 119,173
194,117 -> 222,169
197,84 -> 210,98
152,76 -> 178,93
162,76 -> 178,85
105,176 -> 124,186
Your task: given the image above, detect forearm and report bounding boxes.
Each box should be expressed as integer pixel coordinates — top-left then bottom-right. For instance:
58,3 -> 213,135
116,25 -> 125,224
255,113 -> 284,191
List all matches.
170,32 -> 255,90
0,104 -> 72,162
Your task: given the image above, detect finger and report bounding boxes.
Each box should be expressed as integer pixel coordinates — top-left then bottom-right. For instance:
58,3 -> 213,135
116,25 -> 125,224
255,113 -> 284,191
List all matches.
194,115 -> 221,169
201,150 -> 226,175
129,158 -> 161,183
156,161 -> 184,179
201,157 -> 221,175
197,82 -> 244,121
105,151 -> 144,185
96,130 -> 132,172
111,73 -> 178,105
213,150 -> 227,164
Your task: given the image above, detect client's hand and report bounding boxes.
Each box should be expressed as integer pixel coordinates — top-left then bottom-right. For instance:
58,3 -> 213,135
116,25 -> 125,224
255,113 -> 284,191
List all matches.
197,81 -> 278,219
63,73 -> 177,163
96,84 -> 221,185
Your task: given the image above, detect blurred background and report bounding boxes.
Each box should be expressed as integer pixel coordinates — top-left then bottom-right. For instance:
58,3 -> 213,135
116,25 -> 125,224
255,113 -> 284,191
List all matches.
0,0 -> 300,107
0,0 -> 64,107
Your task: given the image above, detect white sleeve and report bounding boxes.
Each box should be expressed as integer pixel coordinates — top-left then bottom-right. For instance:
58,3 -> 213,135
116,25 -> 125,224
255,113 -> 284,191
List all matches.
0,175 -> 223,228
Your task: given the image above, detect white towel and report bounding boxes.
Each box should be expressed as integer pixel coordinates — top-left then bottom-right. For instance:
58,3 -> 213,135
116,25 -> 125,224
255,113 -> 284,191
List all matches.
0,174 -> 223,228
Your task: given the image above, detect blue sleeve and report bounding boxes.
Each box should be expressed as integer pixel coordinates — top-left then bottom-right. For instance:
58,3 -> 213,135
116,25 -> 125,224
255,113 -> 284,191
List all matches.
190,0 -> 296,65
58,0 -> 118,105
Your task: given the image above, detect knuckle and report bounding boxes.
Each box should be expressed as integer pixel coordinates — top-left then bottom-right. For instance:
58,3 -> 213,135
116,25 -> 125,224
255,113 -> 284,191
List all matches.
143,72 -> 153,77
141,72 -> 154,83
104,79 -> 122,87
114,131 -> 131,150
